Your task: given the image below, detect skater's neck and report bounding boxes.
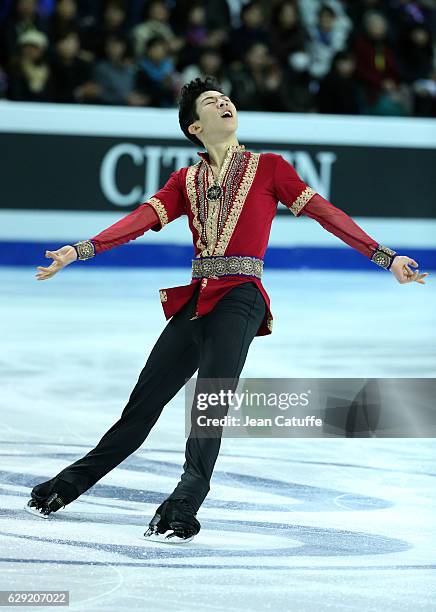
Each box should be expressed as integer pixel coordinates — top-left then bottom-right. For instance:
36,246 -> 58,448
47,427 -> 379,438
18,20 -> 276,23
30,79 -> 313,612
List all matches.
204,137 -> 240,170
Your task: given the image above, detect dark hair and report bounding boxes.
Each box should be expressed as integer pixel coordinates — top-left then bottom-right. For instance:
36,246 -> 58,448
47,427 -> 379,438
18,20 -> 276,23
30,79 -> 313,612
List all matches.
318,4 -> 336,18
178,75 -> 223,147
104,33 -> 129,57
145,36 -> 167,52
104,0 -> 126,12
54,28 -> 81,45
141,0 -> 167,21
271,0 -> 300,29
330,50 -> 354,71
241,1 -> 263,20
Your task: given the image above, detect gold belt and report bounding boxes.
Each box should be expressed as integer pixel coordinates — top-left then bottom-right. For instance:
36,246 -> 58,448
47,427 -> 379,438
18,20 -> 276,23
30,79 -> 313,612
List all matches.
192,255 -> 263,279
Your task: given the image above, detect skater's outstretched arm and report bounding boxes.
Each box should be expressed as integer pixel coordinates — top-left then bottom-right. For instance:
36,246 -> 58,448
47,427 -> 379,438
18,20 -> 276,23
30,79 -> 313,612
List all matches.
272,154 -> 429,286
300,194 -> 429,285
36,170 -> 186,281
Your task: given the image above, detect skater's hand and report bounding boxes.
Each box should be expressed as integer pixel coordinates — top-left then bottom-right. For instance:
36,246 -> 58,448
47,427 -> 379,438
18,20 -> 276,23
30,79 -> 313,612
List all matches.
36,245 -> 78,280
390,256 -> 429,285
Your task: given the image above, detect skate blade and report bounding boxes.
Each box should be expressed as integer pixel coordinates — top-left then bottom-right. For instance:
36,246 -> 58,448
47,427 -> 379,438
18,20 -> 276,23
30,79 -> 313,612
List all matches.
143,529 -> 194,545
24,501 -> 65,519
24,503 -> 51,519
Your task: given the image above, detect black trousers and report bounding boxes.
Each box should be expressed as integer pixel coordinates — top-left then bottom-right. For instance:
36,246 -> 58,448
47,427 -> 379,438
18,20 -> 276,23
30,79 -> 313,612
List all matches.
48,281 -> 266,513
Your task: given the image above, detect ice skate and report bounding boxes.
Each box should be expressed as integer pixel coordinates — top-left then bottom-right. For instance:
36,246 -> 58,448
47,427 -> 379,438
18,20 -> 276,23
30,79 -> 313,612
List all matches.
24,478 -> 78,519
24,493 -> 67,519
143,499 -> 200,544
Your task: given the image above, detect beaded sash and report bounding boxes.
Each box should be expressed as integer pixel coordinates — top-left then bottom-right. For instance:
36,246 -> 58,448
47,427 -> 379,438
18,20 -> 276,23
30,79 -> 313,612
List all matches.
192,255 -> 263,279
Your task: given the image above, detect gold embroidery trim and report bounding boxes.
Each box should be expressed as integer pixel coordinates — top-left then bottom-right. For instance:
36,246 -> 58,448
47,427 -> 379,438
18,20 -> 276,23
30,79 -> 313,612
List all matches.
159,290 -> 168,302
213,153 -> 260,256
73,239 -> 95,260
207,145 -> 243,187
204,146 -> 246,255
290,186 -> 316,216
266,314 -> 273,332
147,197 -> 168,228
186,162 -> 206,252
188,146 -> 250,257
204,199 -> 220,255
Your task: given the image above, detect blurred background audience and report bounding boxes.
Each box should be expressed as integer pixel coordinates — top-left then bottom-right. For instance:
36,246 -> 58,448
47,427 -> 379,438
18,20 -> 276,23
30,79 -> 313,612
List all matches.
0,0 -> 434,116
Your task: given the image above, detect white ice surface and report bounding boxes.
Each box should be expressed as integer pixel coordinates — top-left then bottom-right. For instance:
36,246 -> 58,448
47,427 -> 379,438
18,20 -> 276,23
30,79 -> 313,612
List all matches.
0,267 -> 435,612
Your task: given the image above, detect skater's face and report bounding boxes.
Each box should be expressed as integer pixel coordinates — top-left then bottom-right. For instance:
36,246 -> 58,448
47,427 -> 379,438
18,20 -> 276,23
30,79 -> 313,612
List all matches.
188,90 -> 238,146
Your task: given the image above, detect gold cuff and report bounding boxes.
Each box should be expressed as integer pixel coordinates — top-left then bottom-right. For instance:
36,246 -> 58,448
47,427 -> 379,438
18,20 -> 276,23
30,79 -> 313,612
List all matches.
371,245 -> 396,270
73,240 -> 95,260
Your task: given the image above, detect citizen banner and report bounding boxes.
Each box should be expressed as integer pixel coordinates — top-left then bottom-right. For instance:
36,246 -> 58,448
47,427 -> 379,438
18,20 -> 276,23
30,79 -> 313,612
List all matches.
1,133 -> 435,217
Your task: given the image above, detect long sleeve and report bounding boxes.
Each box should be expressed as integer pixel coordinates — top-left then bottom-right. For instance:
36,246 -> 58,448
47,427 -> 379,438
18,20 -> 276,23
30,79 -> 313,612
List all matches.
300,193 -> 378,259
301,194 -> 398,269
272,154 -> 397,270
72,169 -> 186,260
91,204 -> 160,254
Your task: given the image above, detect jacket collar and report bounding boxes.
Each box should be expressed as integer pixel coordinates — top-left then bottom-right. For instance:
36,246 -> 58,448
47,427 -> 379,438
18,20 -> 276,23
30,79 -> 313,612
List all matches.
197,144 -> 246,163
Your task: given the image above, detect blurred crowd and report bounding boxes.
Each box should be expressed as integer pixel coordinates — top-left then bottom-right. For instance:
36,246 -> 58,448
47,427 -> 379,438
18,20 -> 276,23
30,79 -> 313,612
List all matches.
0,0 -> 435,117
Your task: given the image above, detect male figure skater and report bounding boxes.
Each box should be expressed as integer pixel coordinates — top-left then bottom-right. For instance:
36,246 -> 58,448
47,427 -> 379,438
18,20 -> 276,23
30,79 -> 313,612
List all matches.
27,76 -> 428,542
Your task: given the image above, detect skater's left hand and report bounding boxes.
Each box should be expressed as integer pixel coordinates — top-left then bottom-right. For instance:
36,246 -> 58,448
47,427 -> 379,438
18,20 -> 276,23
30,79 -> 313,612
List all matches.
390,256 -> 429,284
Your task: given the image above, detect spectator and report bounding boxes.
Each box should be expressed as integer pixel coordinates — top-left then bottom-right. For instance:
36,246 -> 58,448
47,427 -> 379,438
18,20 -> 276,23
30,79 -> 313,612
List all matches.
229,42 -> 269,110
386,0 -> 435,35
185,4 -> 208,48
228,2 -> 270,61
353,10 -> 408,114
84,0 -> 128,58
47,0 -> 79,43
172,0 -> 229,59
298,0 -> 352,30
398,23 -> 436,117
171,0 -> 231,32
131,1 -> 184,59
180,47 -> 231,95
229,41 -> 297,112
397,25 -> 434,83
317,50 -> 361,114
176,3 -> 229,69
1,0 -> 46,64
307,4 -> 349,79
94,34 -> 148,106
286,58 -> 315,112
136,36 -> 177,107
7,29 -> 52,101
50,30 -> 101,102
412,68 -> 436,117
176,3 -> 208,68
341,0 -> 385,35
0,63 -> 7,97
269,0 -> 308,68
0,0 -> 434,117
205,0 -> 231,31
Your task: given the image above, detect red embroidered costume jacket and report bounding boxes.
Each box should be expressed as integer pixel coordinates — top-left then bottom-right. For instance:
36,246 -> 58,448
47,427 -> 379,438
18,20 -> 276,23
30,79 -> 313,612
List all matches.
74,144 -> 396,337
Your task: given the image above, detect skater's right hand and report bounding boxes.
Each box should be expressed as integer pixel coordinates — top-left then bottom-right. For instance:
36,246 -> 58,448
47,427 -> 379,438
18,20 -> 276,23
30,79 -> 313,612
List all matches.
36,245 -> 78,280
